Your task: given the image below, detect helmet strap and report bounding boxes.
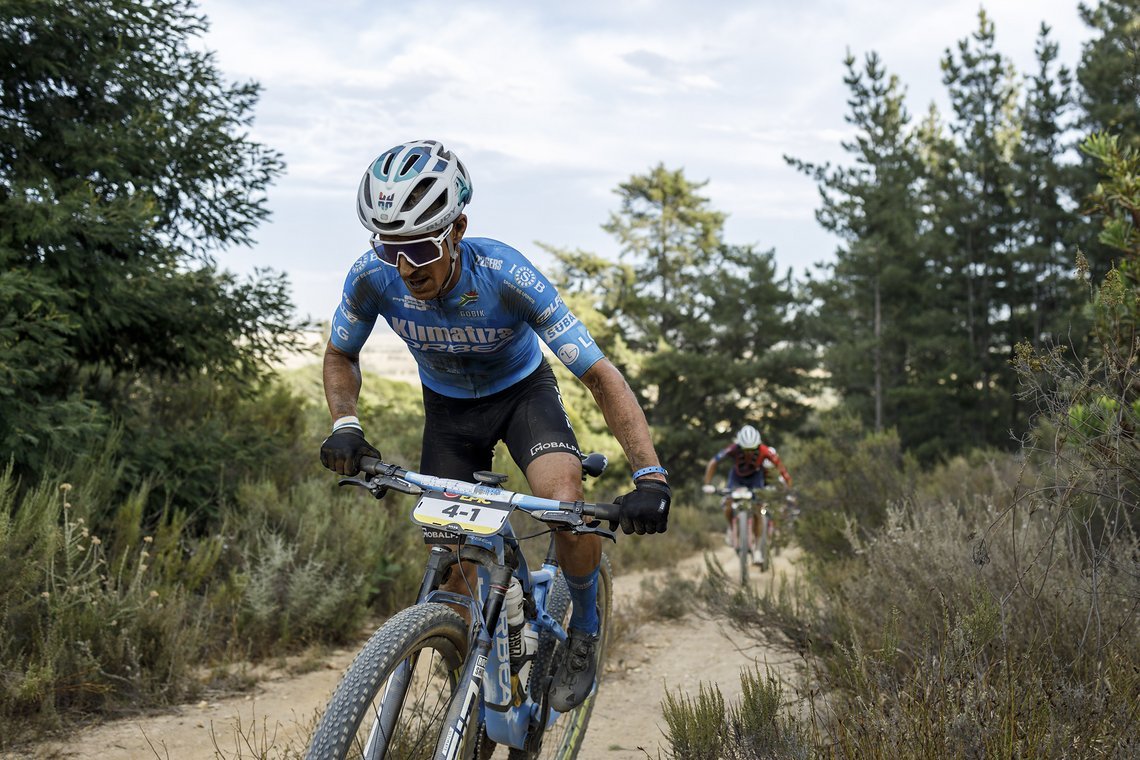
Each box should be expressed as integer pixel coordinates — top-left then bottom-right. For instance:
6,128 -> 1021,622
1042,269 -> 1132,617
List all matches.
433,238 -> 461,300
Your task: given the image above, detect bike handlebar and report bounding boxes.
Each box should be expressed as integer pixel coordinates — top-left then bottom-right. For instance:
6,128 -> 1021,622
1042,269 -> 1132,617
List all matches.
356,456 -> 622,525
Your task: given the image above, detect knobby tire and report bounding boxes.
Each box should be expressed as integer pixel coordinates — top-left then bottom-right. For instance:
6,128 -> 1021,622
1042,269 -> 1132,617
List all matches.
305,603 -> 471,760
758,512 -> 769,573
737,515 -> 750,584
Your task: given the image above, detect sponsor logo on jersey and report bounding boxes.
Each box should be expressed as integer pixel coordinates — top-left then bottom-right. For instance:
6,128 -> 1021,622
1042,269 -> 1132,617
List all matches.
514,266 -> 537,288
389,317 -> 513,352
536,296 -> 563,324
504,281 -> 537,306
459,290 -> 479,306
338,302 -> 360,324
542,313 -> 579,341
459,309 -> 486,318
352,251 -> 380,273
529,440 -> 582,458
475,255 -> 503,270
393,294 -> 432,311
557,344 -> 580,365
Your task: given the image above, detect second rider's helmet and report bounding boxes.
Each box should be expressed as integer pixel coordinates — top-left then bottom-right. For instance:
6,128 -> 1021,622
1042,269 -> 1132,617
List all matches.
735,425 -> 762,449
357,140 -> 473,237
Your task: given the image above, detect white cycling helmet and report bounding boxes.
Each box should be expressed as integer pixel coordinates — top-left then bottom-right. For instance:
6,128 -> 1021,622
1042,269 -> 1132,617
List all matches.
357,140 -> 473,237
735,425 -> 761,449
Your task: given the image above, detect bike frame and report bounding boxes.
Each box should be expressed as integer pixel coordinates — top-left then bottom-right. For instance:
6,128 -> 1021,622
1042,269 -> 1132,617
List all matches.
360,465 -> 613,759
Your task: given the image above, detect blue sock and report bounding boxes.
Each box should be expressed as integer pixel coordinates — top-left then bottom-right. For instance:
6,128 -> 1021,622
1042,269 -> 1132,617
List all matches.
563,568 -> 600,635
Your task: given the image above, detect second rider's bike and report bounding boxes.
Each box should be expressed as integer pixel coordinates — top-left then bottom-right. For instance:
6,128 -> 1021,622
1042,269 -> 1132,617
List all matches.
305,453 -> 619,760
717,486 -> 771,581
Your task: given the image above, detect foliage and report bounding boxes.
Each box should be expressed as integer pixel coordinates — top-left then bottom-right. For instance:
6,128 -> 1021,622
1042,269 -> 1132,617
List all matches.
0,371 -> 426,745
548,166 -> 815,481
661,669 -> 810,760
791,414 -> 916,559
0,0 -> 301,481
1077,0 -> 1140,151
791,13 -> 1085,463
787,51 -> 925,441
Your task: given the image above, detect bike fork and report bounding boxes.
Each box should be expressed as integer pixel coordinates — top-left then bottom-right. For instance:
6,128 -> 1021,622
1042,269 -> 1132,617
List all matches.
434,564 -> 513,760
362,548 -> 458,759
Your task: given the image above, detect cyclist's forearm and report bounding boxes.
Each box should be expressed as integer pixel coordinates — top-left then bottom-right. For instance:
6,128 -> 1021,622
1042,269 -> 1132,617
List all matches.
323,341 -> 364,421
581,360 -> 663,478
703,459 -> 718,484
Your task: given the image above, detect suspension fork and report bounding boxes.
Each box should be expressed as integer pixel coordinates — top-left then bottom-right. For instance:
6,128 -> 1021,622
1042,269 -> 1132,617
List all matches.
364,546 -> 464,758
435,562 -> 514,759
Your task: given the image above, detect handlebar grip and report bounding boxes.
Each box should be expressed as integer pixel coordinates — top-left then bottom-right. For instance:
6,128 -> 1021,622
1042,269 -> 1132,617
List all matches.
589,502 -> 621,523
359,456 -> 383,475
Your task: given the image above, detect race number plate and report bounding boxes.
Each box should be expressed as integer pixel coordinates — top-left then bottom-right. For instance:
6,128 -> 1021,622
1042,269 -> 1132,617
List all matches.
412,493 -> 513,537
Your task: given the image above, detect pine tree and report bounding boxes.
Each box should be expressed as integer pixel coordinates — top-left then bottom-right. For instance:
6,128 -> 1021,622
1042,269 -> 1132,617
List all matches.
0,1 -> 296,476
1073,0 -> 1140,280
554,167 -> 813,480
937,9 -> 1022,451
787,51 -> 924,438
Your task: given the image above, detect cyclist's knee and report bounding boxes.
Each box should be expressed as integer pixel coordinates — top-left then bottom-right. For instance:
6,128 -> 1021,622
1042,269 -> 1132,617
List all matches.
554,531 -> 601,573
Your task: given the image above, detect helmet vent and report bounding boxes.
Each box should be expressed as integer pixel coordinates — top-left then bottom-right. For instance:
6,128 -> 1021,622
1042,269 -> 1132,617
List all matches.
415,194 -> 448,227
399,154 -> 421,177
401,177 -> 436,212
380,152 -> 396,176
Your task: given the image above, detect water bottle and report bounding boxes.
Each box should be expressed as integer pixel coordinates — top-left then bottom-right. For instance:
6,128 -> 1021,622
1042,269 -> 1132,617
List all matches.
504,577 -> 525,665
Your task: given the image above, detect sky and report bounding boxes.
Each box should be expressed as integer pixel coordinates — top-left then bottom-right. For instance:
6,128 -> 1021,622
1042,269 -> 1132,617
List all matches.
195,0 -> 1094,322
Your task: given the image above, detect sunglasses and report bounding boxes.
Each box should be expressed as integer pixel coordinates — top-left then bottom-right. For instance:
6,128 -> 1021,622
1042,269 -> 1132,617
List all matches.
370,223 -> 454,268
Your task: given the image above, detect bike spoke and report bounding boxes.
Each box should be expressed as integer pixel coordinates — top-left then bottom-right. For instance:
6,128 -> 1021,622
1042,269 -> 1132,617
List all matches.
350,648 -> 458,760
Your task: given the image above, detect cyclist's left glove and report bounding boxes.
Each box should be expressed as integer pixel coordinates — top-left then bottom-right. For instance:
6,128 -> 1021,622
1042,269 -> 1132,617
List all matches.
614,480 -> 671,535
320,421 -> 381,475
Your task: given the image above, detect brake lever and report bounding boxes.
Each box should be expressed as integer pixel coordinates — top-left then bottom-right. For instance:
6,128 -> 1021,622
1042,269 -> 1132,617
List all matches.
337,476 -> 389,500
571,521 -> 617,542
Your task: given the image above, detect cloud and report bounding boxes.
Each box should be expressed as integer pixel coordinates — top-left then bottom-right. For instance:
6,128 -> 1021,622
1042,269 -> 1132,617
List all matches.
196,0 -> 1093,318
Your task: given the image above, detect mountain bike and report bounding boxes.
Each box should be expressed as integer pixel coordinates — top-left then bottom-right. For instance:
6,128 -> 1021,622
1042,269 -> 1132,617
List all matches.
716,486 -> 770,580
305,453 -> 619,760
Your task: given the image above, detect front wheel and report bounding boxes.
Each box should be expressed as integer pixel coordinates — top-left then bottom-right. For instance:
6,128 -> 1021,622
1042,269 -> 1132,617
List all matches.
737,514 -> 751,584
510,554 -> 614,760
305,603 -> 472,760
756,512 -> 769,573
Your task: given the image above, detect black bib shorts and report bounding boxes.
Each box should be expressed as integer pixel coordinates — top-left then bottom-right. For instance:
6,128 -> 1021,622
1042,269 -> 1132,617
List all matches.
420,360 -> 582,481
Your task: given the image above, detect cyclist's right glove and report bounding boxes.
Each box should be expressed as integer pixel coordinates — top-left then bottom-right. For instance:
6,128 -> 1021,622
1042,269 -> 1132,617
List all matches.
320,419 -> 381,475
614,480 -> 672,535
701,483 -> 715,494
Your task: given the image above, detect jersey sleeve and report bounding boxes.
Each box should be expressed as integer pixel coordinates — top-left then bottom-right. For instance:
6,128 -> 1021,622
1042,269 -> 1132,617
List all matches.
713,444 -> 737,463
498,255 -> 605,377
330,251 -> 384,355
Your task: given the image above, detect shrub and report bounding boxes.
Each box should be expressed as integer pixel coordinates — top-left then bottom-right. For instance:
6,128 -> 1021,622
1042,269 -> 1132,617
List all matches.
792,415 -> 916,559
661,669 -> 810,760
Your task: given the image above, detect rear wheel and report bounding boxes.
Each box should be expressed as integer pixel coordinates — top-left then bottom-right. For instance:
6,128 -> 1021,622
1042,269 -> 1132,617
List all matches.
305,603 -> 474,760
509,554 -> 614,759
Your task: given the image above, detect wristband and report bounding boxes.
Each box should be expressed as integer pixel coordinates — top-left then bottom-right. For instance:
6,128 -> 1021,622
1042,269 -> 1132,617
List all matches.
332,415 -> 362,433
632,465 -> 668,482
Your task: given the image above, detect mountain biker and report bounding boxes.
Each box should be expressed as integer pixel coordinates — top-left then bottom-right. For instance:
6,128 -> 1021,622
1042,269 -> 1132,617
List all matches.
319,139 -> 670,713
701,424 -> 792,564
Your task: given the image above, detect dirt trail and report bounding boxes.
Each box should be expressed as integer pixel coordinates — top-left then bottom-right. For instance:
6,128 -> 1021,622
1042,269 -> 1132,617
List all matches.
14,542 -> 800,760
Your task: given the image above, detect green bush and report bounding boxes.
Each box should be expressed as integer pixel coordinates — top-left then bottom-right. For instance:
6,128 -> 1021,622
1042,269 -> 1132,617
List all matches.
0,467 -> 213,744
662,669 -> 810,760
792,414 -> 916,560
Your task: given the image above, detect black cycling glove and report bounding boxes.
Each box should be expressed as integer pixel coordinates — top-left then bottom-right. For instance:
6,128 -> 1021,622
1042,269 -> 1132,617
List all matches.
614,480 -> 671,535
320,426 -> 381,475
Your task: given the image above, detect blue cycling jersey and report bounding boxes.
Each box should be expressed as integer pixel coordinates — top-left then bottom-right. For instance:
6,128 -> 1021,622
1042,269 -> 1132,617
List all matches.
330,237 -> 606,398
